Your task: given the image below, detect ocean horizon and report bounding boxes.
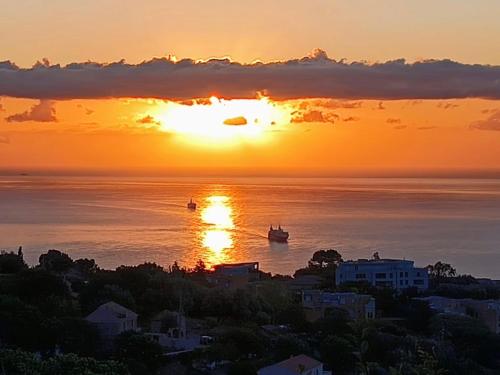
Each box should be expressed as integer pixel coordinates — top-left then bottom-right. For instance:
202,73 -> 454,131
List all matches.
1,176 -> 499,279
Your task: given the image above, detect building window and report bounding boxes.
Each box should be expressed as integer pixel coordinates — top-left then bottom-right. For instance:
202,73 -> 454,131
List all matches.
400,272 -> 403,277
405,272 -> 408,277
375,273 -> 386,279
389,273 -> 393,279
416,272 -> 421,277
355,273 -> 366,279
400,280 -> 403,285
405,280 -> 408,285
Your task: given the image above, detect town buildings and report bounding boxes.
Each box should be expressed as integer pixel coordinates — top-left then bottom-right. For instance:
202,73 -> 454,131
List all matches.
208,262 -> 260,289
85,301 -> 138,342
417,296 -> 500,334
336,258 -> 429,291
145,309 -> 205,351
302,290 -> 375,321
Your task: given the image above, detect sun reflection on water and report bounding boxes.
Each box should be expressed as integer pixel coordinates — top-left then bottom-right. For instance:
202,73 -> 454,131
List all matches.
200,195 -> 235,265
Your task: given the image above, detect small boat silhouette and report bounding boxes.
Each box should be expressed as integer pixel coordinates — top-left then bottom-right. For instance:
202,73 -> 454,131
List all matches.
187,198 -> 197,210
268,225 -> 289,242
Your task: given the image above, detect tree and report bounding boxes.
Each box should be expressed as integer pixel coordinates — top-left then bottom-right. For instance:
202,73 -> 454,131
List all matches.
16,269 -> 70,302
273,335 -> 310,361
320,335 -> 356,375
308,249 -> 343,269
0,251 -> 27,273
193,259 -> 207,274
427,262 -> 456,281
39,250 -> 74,273
430,313 -> 500,369
0,349 -> 128,375
294,249 -> 343,286
208,328 -> 266,361
74,258 -> 99,276
228,362 -> 257,375
114,332 -> 163,375
411,349 -> 448,375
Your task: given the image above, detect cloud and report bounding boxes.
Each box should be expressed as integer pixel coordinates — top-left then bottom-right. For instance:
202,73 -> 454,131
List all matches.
470,110 -> 500,131
1,50 -> 499,100
5,100 -> 57,122
77,104 -> 94,115
386,118 -> 401,124
393,125 -> 407,130
437,101 -> 459,109
0,102 -> 4,112
137,115 -> 160,125
342,116 -> 359,122
417,126 -> 437,130
223,116 -> 248,126
292,110 -> 337,124
376,101 -> 386,110
481,108 -> 498,114
312,99 -> 363,109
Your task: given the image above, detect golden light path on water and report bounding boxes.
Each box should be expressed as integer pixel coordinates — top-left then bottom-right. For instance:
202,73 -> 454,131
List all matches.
200,195 -> 235,265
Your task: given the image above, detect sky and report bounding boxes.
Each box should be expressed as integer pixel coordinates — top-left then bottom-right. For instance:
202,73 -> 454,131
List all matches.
1,0 -> 500,176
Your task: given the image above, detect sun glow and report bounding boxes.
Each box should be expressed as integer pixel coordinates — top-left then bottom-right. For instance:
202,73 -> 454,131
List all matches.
150,97 -> 290,145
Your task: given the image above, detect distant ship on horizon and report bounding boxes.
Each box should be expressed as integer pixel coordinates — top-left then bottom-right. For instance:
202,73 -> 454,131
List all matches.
187,198 -> 197,210
268,225 -> 289,243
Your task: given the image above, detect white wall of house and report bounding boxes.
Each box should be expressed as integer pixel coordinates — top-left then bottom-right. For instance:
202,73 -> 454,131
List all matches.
336,259 -> 429,291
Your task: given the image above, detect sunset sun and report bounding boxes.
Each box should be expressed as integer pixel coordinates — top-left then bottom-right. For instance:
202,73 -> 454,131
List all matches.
149,97 -> 291,145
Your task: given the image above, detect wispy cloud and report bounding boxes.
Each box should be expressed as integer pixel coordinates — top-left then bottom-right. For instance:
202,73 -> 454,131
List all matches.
386,118 -> 401,124
342,116 -> 359,122
1,50 -> 499,100
77,104 -> 94,115
470,110 -> 500,131
437,102 -> 459,109
5,100 -> 57,122
137,115 -> 160,126
292,109 -> 337,124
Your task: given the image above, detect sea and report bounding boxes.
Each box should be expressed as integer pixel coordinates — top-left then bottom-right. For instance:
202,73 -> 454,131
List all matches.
0,176 -> 499,279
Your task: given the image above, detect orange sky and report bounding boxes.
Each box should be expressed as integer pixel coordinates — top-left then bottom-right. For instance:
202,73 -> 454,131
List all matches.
1,97 -> 499,175
1,1 -> 499,176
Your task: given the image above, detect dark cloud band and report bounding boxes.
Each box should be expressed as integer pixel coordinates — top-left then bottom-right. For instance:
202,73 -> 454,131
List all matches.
1,50 -> 499,100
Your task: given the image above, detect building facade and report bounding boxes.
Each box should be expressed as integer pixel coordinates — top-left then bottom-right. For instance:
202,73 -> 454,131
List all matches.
418,296 -> 500,334
336,258 -> 429,291
208,262 -> 260,289
302,290 -> 375,321
85,301 -> 138,342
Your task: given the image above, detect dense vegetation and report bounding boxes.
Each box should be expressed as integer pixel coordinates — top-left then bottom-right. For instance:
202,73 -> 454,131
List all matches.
0,248 -> 499,374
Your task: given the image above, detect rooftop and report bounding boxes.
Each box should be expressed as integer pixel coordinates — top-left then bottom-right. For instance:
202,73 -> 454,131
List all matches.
86,301 -> 137,323
344,258 -> 413,264
213,262 -> 259,269
260,354 -> 322,374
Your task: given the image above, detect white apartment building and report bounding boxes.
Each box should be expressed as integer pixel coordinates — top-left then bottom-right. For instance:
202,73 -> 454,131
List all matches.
336,258 -> 429,291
